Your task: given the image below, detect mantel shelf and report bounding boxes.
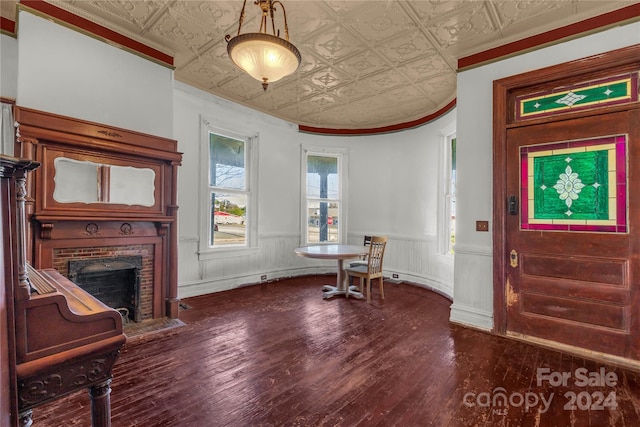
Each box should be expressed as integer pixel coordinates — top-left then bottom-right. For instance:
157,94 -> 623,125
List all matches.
33,215 -> 174,223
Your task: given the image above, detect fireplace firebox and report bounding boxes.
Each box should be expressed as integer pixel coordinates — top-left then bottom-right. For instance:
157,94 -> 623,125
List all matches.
68,256 -> 143,322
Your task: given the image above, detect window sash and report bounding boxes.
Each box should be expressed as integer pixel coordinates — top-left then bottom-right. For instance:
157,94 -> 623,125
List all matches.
208,190 -> 248,247
302,147 -> 346,245
209,133 -> 246,190
437,122 -> 456,257
208,135 -> 249,248
199,119 -> 257,256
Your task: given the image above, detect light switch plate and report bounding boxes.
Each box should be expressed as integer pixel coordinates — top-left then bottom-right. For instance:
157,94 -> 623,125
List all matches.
476,220 -> 489,232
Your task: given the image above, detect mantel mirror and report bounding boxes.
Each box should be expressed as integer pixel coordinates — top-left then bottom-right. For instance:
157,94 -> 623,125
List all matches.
53,157 -> 155,207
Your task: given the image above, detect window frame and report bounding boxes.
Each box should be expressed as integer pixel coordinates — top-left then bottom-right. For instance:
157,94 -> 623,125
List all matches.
198,118 -> 259,259
300,145 -> 348,245
438,121 -> 456,257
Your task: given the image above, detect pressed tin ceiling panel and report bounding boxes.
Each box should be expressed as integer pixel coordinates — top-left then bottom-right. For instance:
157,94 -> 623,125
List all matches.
4,1 -> 637,130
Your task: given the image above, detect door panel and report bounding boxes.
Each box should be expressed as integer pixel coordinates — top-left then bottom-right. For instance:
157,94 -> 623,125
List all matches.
505,109 -> 640,359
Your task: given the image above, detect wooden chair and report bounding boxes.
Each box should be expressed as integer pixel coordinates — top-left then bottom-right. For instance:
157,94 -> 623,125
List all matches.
345,236 -> 387,302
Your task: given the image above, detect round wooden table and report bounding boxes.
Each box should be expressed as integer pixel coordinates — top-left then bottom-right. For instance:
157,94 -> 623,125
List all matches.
295,244 -> 369,299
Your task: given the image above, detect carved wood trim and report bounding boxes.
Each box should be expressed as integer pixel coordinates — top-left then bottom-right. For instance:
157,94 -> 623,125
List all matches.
39,222 -> 53,240
0,158 -> 41,302
14,107 -> 180,157
16,347 -> 121,412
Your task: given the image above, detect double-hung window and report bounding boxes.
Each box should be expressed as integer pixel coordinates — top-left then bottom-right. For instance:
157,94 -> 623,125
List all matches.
302,146 -> 347,244
438,121 -> 456,256
447,136 -> 456,254
200,121 -> 257,257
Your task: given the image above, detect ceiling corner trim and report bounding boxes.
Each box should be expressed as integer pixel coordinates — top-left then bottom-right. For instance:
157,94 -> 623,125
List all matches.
458,3 -> 640,71
1,16 -> 16,35
298,99 -> 457,136
19,0 -> 174,67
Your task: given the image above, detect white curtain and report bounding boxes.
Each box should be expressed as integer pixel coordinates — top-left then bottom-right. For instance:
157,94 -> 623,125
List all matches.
1,102 -> 15,156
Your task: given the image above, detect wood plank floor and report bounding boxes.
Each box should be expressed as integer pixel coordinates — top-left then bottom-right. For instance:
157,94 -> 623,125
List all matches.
32,275 -> 640,426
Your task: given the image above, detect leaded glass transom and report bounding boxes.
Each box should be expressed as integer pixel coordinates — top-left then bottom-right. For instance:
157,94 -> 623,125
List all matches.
516,73 -> 638,121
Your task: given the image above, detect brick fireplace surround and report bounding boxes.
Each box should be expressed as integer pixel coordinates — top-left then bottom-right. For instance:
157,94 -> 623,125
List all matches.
55,245 -> 154,321
14,107 -> 182,319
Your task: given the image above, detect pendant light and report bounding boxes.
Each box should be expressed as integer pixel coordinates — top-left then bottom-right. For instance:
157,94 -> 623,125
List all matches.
225,0 -> 301,91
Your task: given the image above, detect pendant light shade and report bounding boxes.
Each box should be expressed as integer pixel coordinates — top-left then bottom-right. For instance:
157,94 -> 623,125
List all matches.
226,1 -> 301,91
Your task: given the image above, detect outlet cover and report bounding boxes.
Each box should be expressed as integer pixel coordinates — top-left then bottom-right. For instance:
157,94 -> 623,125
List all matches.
260,274 -> 267,281
392,273 -> 399,279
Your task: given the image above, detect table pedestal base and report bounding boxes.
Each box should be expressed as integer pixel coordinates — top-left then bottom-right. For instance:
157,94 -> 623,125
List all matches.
294,246 -> 369,302
322,284 -> 364,299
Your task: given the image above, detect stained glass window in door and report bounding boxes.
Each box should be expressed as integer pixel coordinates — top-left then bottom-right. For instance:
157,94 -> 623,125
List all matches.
520,135 -> 627,233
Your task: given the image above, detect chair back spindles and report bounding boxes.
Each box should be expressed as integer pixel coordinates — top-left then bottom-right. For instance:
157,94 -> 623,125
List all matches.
367,238 -> 386,275
345,235 -> 387,303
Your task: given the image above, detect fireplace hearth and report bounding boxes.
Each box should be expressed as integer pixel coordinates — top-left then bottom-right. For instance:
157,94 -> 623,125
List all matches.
68,256 -> 143,322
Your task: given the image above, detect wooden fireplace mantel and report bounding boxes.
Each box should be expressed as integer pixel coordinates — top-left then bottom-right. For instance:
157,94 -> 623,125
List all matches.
13,107 -> 183,319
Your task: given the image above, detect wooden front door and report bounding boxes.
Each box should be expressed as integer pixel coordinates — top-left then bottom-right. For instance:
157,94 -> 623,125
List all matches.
504,108 -> 640,359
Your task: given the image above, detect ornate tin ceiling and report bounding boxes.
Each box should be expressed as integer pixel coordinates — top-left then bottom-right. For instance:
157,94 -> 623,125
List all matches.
3,1 -> 636,130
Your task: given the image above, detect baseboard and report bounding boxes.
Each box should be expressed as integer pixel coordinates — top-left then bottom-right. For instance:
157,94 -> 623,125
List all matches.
506,332 -> 640,372
449,302 -> 493,331
178,266 -> 334,298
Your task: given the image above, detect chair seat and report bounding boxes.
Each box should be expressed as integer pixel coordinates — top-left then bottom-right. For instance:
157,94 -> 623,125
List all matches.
349,260 -> 368,268
345,265 -> 368,276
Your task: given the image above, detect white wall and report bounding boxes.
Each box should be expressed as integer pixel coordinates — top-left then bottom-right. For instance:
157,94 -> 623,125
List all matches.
451,22 -> 640,330
16,11 -> 174,138
1,33 -> 19,155
174,82 -> 455,298
1,33 -> 18,100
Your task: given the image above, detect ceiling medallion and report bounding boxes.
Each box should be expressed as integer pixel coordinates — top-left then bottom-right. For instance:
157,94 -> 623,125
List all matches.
225,0 -> 301,91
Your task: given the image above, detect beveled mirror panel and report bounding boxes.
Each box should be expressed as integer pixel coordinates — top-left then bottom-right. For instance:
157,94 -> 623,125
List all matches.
109,165 -> 155,207
53,157 -> 100,203
53,157 -> 155,206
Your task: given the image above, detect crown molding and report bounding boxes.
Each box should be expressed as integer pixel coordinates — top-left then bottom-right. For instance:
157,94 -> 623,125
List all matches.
18,0 -> 174,68
458,3 -> 640,71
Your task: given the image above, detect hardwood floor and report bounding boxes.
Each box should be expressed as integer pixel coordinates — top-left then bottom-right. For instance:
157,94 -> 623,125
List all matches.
32,275 -> 640,426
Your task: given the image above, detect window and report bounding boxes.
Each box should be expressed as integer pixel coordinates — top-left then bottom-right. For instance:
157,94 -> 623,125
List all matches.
200,120 -> 257,257
438,122 -> 456,256
302,146 -> 347,244
448,137 -> 456,254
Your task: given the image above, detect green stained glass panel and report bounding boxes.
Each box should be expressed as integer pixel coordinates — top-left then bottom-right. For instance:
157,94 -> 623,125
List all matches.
517,74 -> 638,121
533,151 -> 609,220
522,81 -> 630,116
